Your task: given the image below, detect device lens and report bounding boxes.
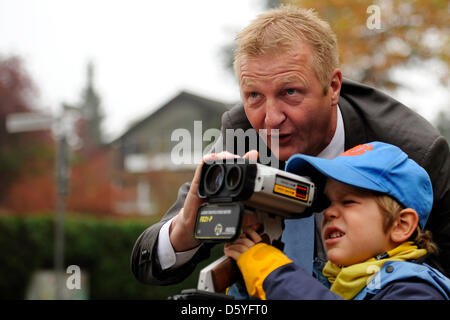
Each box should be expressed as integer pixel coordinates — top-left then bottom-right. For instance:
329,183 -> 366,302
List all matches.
225,165 -> 242,191
205,164 -> 224,195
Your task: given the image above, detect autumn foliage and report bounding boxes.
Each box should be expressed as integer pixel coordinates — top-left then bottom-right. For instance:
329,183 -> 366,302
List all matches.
0,56 -> 55,213
0,56 -> 118,215
285,0 -> 449,88
66,150 -> 120,215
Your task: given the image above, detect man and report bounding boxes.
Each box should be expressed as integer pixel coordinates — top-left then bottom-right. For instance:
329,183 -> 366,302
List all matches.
131,6 -> 450,291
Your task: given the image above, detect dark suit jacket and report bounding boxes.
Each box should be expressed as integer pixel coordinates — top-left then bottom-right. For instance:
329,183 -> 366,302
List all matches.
131,78 -> 450,285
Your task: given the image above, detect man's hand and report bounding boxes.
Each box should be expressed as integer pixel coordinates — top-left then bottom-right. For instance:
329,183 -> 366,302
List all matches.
169,150 -> 259,252
224,228 -> 262,261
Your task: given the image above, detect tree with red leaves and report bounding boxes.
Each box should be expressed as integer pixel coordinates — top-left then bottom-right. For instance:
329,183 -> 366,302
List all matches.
0,55 -> 55,212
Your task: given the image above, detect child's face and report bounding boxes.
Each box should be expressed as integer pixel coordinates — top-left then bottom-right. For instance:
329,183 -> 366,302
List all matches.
321,179 -> 396,266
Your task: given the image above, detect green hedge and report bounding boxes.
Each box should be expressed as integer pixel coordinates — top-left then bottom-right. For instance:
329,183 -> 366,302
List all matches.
0,214 -> 223,299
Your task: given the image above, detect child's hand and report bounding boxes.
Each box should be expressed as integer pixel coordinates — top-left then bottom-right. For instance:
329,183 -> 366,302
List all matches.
224,228 -> 262,261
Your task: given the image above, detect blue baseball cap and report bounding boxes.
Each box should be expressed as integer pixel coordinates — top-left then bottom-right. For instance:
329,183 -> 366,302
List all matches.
285,141 -> 433,228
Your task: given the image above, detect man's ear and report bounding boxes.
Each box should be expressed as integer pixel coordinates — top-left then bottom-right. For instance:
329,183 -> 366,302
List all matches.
389,208 -> 419,243
329,69 -> 342,106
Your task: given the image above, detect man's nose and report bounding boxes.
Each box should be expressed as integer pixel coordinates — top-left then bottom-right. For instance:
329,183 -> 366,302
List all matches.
264,98 -> 286,129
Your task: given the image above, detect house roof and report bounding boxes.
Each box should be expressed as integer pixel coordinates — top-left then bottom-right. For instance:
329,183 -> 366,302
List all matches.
112,90 -> 233,144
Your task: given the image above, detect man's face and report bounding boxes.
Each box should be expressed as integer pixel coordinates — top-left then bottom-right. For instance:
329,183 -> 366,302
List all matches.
239,43 -> 339,160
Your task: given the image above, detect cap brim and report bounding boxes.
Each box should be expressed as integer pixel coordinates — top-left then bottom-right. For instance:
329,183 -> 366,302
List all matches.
285,154 -> 388,194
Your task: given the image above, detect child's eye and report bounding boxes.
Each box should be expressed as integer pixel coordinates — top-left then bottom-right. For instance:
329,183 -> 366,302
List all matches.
342,199 -> 356,205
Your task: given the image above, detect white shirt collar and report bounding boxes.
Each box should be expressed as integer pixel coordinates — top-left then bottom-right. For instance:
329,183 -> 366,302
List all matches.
317,105 -> 345,160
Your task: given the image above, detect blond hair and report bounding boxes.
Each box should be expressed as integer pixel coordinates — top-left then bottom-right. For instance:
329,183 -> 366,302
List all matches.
374,194 -> 439,255
233,5 -> 339,93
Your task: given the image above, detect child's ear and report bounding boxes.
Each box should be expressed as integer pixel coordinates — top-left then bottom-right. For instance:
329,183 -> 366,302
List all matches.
389,208 -> 419,243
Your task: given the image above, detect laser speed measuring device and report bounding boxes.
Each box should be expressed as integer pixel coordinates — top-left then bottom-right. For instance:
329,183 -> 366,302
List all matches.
194,159 -> 316,243
170,159 -> 317,298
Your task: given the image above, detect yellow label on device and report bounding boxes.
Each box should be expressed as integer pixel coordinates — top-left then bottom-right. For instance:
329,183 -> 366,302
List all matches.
274,185 -> 296,197
199,216 -> 213,223
273,175 -> 309,202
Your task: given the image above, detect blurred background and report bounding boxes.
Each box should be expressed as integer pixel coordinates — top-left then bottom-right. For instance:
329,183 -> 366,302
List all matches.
0,0 -> 448,299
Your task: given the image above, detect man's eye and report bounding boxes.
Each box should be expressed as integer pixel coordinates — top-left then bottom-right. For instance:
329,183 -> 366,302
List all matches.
286,88 -> 297,95
249,92 -> 259,99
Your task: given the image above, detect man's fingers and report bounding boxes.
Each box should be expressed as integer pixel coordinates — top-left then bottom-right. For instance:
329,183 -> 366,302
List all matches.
244,149 -> 259,162
203,151 -> 239,164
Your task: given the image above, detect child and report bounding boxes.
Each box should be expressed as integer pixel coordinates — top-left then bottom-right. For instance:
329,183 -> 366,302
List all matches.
224,142 -> 450,299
